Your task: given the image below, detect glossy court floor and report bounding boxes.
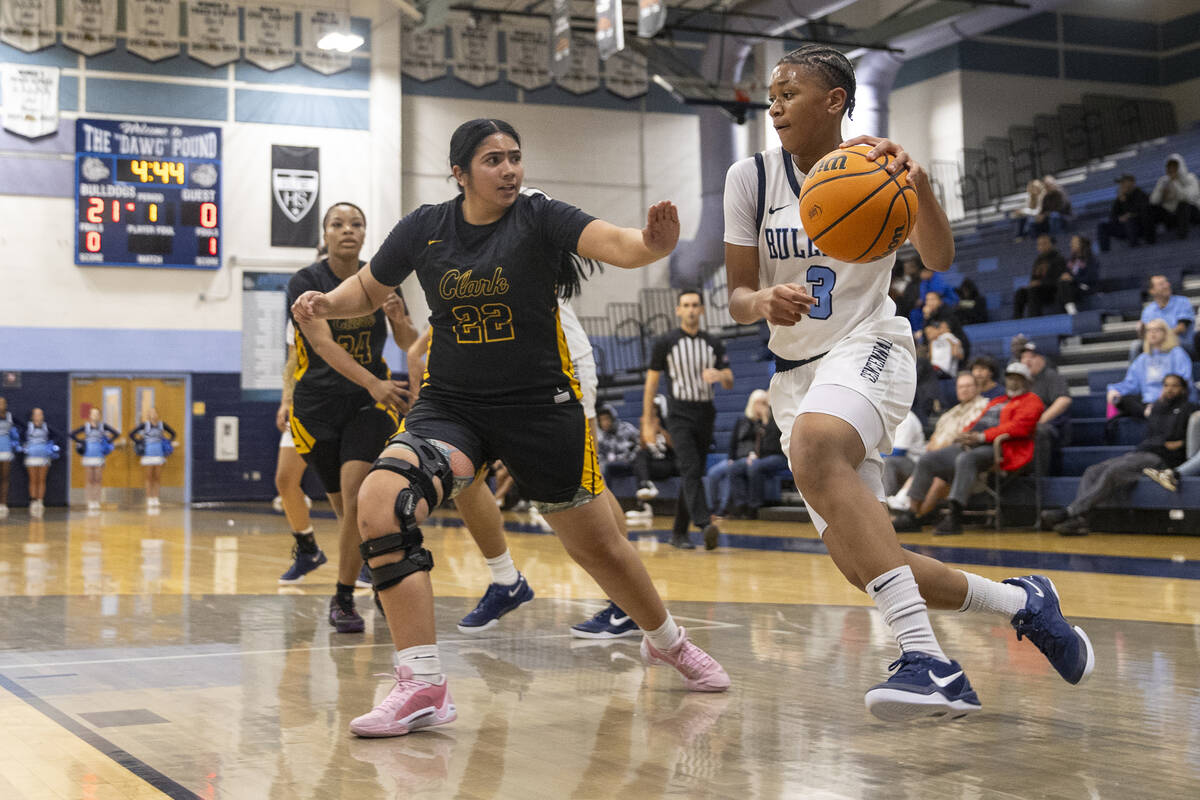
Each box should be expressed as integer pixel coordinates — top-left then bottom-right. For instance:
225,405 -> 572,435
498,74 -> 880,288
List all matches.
0,503 -> 1198,800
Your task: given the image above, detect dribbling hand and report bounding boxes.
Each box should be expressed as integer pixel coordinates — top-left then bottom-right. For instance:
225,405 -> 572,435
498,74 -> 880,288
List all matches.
840,135 -> 928,192
755,284 -> 815,326
291,290 -> 330,324
643,201 -> 680,255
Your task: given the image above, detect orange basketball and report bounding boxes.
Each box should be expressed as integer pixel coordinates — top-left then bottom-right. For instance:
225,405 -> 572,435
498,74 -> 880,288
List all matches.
798,144 -> 918,264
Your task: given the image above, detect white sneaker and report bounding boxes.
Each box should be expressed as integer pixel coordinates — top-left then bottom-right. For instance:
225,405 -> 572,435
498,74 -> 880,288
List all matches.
87,501 -> 100,511
625,503 -> 653,519
30,500 -> 44,517
0,504 -> 8,517
635,482 -> 659,501
886,494 -> 911,512
527,506 -> 553,533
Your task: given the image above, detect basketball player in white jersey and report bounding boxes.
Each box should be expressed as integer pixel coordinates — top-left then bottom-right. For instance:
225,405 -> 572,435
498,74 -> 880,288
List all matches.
724,44 -> 1093,721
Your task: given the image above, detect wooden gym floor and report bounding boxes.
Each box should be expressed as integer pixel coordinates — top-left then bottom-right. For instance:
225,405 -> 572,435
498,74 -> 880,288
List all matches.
0,503 -> 1198,799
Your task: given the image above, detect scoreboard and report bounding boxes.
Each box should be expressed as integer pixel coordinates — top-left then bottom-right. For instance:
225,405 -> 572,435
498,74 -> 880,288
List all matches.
75,119 -> 222,270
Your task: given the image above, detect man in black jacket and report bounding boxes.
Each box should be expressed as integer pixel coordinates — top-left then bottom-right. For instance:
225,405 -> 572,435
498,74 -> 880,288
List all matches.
1097,174 -> 1155,251
1014,234 -> 1068,318
1041,374 -> 1195,535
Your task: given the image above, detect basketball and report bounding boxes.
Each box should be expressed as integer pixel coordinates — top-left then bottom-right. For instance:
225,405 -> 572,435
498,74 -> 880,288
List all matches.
798,144 -> 919,263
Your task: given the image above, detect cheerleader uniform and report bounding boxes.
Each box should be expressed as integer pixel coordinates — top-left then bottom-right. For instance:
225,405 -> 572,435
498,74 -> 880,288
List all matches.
0,411 -> 16,463
70,422 -> 119,467
22,421 -> 58,467
133,421 -> 175,466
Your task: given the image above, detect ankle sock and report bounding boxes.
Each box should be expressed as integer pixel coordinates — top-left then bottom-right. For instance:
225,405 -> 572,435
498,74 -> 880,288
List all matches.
645,613 -> 682,652
292,528 -> 317,553
396,644 -> 443,682
958,570 -> 1027,618
485,549 -> 520,586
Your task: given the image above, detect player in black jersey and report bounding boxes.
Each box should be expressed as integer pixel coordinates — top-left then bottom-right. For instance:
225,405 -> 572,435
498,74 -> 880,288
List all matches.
286,202 -> 418,633
294,118 -> 730,737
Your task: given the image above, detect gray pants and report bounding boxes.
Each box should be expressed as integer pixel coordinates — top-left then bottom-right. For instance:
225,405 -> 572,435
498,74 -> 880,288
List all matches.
1067,451 -> 1163,517
883,455 -> 916,496
909,445 -> 998,506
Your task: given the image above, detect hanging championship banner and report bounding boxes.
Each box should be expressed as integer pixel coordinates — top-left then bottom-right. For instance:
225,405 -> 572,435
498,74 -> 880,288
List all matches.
63,0 -> 118,56
502,18 -> 550,91
550,0 -> 571,80
401,23 -> 447,81
301,9 -> 352,75
1,64 -> 58,138
595,0 -> 624,61
0,0 -> 56,52
556,32 -> 599,95
450,13 -> 500,87
605,48 -> 647,99
637,0 -> 666,39
245,5 -> 296,71
271,145 -> 320,248
127,0 -> 182,62
188,1 -> 240,67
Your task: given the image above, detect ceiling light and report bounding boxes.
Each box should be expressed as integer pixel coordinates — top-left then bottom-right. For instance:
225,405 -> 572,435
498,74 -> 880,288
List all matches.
317,31 -> 365,53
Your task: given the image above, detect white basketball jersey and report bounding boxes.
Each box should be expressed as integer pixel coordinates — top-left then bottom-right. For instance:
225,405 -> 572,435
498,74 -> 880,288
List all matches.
724,146 -> 901,361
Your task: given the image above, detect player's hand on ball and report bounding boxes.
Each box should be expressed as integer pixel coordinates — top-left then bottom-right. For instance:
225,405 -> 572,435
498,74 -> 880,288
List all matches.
756,284 -> 815,326
292,290 -> 329,323
840,135 -> 928,191
643,201 -> 680,256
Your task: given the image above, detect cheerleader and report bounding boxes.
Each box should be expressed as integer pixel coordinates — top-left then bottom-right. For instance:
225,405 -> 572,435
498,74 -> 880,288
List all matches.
0,396 -> 17,516
130,408 -> 176,509
21,408 -> 59,517
69,408 -> 120,512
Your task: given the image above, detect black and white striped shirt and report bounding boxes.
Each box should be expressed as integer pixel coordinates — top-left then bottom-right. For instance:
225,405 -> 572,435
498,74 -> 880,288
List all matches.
649,329 -> 730,404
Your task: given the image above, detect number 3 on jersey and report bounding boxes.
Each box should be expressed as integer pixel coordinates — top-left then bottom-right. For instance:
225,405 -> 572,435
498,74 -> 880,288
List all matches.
451,303 -> 515,344
807,265 -> 836,320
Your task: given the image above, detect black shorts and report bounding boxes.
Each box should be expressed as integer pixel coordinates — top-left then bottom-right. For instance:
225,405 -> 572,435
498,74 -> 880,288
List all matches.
290,390 -> 400,493
399,392 -> 603,504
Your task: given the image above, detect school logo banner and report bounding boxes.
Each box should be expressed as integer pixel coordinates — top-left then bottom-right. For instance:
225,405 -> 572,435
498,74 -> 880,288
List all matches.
271,146 -> 320,248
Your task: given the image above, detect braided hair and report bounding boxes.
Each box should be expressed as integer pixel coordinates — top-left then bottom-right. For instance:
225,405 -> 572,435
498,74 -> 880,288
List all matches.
777,44 -> 856,119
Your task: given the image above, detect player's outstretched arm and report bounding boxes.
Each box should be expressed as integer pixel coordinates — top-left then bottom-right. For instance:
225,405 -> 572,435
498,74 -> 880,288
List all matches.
576,201 -> 680,268
725,243 -> 815,327
291,263 -> 390,324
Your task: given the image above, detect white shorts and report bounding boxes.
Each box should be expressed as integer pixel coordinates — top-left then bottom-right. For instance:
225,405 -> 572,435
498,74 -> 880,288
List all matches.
141,456 -> 166,466
0,451 -> 11,462
573,353 -> 598,420
279,429 -> 295,449
81,456 -> 105,467
24,457 -> 49,467
769,316 -> 916,535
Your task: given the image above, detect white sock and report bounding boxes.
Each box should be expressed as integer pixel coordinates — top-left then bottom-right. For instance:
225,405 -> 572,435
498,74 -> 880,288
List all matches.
395,644 -> 443,683
958,571 -> 1027,618
645,613 -> 682,652
485,549 -> 520,586
866,565 -> 949,663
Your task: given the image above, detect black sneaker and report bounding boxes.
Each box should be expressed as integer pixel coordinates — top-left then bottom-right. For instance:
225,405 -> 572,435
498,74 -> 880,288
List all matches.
891,511 -> 922,532
1054,516 -> 1089,537
1040,508 -> 1069,529
933,514 -> 963,536
670,534 -> 695,550
702,523 -> 720,551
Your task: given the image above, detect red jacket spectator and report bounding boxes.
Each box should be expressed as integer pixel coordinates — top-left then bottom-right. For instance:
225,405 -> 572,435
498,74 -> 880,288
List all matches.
965,391 -> 1045,471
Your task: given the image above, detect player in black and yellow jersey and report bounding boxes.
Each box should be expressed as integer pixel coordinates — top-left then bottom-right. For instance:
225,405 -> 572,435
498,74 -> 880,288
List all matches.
285,201 -> 417,633
293,118 -> 730,738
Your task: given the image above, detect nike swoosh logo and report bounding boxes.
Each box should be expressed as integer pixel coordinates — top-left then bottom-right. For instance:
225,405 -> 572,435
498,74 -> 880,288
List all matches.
609,614 -> 630,626
768,204 -> 789,214
872,574 -> 899,593
427,239 -> 442,246
1020,577 -> 1044,597
929,669 -> 963,688
508,586 -> 523,598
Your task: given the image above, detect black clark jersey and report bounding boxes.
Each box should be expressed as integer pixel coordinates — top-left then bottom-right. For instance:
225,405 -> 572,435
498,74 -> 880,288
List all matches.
370,193 -> 595,402
287,259 -> 394,400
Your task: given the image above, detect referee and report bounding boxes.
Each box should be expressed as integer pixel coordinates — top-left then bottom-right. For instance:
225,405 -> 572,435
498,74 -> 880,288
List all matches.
642,289 -> 734,550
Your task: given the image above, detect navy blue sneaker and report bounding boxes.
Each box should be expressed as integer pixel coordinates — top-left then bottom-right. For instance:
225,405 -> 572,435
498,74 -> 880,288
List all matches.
355,561 -> 373,589
570,602 -> 641,639
457,574 -> 534,634
279,546 -> 327,584
1004,574 -> 1095,685
864,652 -> 982,722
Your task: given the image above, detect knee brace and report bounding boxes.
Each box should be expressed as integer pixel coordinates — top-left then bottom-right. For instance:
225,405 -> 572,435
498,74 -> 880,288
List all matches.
360,529 -> 433,592
372,431 -> 453,529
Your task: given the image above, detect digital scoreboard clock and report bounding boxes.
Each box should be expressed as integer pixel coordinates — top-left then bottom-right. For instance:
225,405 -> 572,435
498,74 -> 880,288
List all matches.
74,119 -> 222,270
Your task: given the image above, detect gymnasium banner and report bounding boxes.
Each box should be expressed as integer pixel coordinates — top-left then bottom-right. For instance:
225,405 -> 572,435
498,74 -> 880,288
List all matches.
0,0 -> 56,53
245,5 -> 297,71
63,0 -> 118,56
502,18 -> 551,91
270,146 -> 321,248
127,0 -> 182,62
187,1 -> 241,67
300,9 -> 351,75
637,0 -> 666,39
401,23 -> 447,82
556,32 -> 599,95
449,12 -> 500,88
1,64 -> 58,138
604,48 -> 647,99
550,0 -> 571,80
595,0 -> 624,61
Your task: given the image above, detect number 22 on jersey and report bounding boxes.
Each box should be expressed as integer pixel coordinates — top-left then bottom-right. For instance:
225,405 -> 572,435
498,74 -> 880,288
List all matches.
451,303 -> 515,344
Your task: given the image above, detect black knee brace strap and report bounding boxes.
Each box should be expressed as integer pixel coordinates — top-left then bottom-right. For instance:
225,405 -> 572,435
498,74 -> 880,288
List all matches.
373,432 -> 453,527
360,530 -> 434,592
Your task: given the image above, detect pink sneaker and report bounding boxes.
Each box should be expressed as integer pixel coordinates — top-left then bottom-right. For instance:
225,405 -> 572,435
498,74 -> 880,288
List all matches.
640,627 -> 730,692
349,666 -> 457,738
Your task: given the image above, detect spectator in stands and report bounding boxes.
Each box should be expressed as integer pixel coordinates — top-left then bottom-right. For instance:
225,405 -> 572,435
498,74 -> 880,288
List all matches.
953,278 -> 987,325
706,390 -> 768,517
1106,319 -> 1193,420
630,396 -> 677,523
925,318 -> 964,409
906,258 -> 957,331
1097,173 -> 1155,251
969,356 -> 1005,399
893,363 -> 1043,535
1035,175 -> 1071,237
1149,154 -> 1200,240
1013,234 -> 1068,318
1132,274 -> 1194,361
1021,342 -> 1073,471
1011,179 -> 1045,242
911,355 -> 941,425
1057,235 -> 1099,316
1143,406 -> 1200,493
730,408 -> 785,519
882,408 -> 927,500
595,404 -> 639,488
1044,374 -> 1195,536
890,257 -> 923,322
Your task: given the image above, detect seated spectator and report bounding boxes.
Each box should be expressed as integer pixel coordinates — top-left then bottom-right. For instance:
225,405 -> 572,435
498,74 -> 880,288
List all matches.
882,409 -> 927,500
969,356 -> 1005,399
1043,374 -> 1195,535
911,354 -> 941,425
890,256 -> 923,321
1149,154 -> 1200,241
1143,407 -> 1200,492
1014,234 -> 1068,318
595,404 -> 639,486
888,372 -> 989,519
1034,175 -> 1071,237
707,390 -> 767,517
630,397 -> 676,508
730,411 -> 785,518
1107,319 -> 1193,420
1021,342 -> 1073,471
893,363 -> 1043,535
1132,274 -> 1194,361
1010,179 -> 1045,242
1057,235 -> 1099,315
925,318 -> 964,409
953,278 -> 988,325
907,258 -> 957,332
1097,173 -> 1155,251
